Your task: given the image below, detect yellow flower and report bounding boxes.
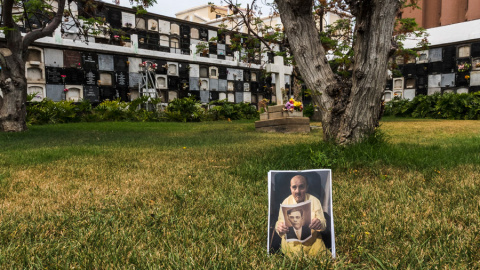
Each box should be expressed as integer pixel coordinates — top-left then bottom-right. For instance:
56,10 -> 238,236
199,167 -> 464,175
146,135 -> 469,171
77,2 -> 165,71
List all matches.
293,101 -> 302,107
183,147 -> 187,149
365,232 -> 370,235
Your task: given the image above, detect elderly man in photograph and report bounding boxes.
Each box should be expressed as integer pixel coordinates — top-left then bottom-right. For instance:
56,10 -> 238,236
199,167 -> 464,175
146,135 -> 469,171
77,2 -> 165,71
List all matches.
275,175 -> 329,257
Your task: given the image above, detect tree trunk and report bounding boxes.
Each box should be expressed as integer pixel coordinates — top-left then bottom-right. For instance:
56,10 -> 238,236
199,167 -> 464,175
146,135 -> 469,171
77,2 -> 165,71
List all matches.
0,44 -> 28,132
277,0 -> 400,144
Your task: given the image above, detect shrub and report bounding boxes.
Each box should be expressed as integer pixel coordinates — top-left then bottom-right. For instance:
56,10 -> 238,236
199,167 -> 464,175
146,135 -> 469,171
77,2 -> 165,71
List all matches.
27,99 -> 82,124
303,104 -> 315,118
384,92 -> 480,120
165,96 -> 204,122
235,102 -> 259,119
93,99 -> 130,121
207,99 -> 259,120
26,96 -> 261,125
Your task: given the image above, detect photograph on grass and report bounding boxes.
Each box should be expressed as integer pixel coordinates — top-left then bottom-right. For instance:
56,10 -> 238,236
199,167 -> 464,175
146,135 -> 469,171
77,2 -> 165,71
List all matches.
268,170 -> 335,258
281,201 -> 312,243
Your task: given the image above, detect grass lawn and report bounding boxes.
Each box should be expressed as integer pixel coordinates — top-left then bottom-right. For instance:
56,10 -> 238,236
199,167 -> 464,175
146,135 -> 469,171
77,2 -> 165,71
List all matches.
0,119 -> 479,268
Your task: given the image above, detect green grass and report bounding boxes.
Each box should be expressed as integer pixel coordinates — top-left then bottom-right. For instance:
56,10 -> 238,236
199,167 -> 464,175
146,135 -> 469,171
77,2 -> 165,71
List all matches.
0,119 -> 479,269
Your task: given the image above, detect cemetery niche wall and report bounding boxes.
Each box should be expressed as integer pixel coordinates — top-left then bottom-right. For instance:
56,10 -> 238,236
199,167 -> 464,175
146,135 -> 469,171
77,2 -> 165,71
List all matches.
385,41 -> 480,101
19,2 -> 288,107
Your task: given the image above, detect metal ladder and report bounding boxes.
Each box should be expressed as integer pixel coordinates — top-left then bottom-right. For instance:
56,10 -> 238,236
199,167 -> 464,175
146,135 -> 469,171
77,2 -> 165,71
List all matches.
138,61 -> 160,110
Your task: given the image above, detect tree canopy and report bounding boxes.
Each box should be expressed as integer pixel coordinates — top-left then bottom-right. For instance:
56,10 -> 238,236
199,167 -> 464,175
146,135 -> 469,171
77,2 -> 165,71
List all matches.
209,0 -> 427,144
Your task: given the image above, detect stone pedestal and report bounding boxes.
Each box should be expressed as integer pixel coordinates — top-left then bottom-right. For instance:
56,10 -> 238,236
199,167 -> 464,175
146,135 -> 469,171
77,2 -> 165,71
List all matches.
255,105 -> 310,133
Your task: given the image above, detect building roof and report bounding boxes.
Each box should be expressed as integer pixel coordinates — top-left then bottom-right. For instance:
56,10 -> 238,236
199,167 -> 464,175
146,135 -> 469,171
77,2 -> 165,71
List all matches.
404,19 -> 480,48
175,4 -> 244,16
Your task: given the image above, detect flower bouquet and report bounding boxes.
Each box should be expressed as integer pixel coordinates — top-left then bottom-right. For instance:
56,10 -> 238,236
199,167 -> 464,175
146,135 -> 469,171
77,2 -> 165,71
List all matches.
458,63 -> 471,72
283,98 -> 303,112
283,98 -> 304,117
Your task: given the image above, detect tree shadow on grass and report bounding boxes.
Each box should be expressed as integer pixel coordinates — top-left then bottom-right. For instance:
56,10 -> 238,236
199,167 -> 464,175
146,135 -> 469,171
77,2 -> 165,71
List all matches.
231,134 -> 480,184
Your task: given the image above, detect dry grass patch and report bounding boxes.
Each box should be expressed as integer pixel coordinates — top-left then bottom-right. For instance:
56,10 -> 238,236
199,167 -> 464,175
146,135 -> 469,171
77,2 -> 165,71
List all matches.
0,120 -> 479,268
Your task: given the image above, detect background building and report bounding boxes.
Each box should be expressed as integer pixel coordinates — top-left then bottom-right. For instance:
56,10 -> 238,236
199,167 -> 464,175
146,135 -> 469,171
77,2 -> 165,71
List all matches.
8,1 -> 294,106
384,0 -> 480,101
401,0 -> 480,28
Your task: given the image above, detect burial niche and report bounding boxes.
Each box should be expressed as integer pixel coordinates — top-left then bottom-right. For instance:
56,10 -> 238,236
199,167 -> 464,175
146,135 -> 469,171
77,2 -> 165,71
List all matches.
458,45 -> 471,58
148,19 -> 158,31
160,35 -> 169,47
99,73 -> 113,86
158,20 -> 170,34
251,94 -> 257,103
167,62 -> 178,76
168,91 -> 178,101
136,17 -> 146,29
27,49 -> 42,64
209,67 -> 218,79
66,87 -> 81,101
191,28 -> 199,39
383,91 -> 392,101
472,58 -> 480,71
156,75 -> 168,89
393,78 -> 404,90
443,89 -> 454,94
199,66 -> 208,78
405,78 -> 415,89
457,87 -> 469,94
170,37 -> 179,48
27,86 -> 44,100
27,68 -> 43,81
170,24 -> 180,35
416,50 -> 428,63
200,79 -> 209,90
227,81 -> 234,91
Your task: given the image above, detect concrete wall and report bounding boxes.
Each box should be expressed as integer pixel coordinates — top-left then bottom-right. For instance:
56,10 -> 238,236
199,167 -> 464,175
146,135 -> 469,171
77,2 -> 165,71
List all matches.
403,0 -> 479,29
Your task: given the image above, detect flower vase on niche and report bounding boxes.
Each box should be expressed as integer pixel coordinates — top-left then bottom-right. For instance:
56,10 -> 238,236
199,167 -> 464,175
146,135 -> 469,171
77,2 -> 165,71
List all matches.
112,35 -> 120,45
63,88 -> 69,100
283,98 -> 303,117
458,63 -> 471,73
61,75 -> 66,84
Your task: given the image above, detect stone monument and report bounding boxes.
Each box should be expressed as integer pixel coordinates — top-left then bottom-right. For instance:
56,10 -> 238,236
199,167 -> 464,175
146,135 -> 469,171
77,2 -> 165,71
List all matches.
255,104 -> 310,133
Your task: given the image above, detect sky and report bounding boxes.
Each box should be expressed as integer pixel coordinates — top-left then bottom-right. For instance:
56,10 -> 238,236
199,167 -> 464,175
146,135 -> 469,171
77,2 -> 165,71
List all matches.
116,0 -> 274,18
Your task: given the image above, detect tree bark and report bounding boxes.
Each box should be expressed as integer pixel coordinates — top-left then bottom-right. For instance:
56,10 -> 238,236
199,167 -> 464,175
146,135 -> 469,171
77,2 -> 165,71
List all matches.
276,0 -> 400,144
0,49 -> 28,132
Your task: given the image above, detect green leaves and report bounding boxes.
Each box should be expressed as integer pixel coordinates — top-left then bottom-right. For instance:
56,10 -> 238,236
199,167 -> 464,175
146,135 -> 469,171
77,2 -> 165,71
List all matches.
384,93 -> 480,120
207,99 -> 259,120
165,96 -> 204,122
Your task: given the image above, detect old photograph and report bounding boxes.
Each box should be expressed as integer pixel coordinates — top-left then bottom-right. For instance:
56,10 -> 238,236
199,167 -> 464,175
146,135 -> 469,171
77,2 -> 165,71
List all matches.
267,170 -> 335,258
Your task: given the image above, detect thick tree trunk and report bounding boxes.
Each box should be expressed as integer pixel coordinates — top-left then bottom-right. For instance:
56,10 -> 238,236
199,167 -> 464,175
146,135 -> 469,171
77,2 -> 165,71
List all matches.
0,41 -> 28,132
338,0 -> 400,144
277,0 -> 400,144
0,67 -> 27,132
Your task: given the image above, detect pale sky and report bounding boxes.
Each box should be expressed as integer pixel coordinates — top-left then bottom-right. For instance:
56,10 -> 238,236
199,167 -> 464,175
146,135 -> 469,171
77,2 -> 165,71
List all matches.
116,0 -> 274,18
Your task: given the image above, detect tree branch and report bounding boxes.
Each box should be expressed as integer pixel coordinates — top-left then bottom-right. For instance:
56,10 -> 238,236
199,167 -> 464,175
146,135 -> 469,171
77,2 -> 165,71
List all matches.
2,0 -> 17,28
22,0 -> 66,50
